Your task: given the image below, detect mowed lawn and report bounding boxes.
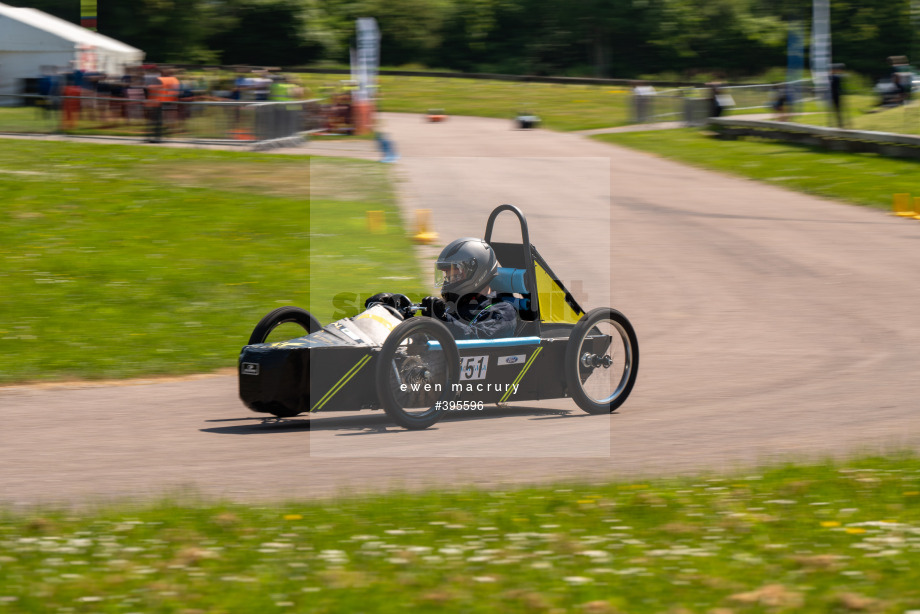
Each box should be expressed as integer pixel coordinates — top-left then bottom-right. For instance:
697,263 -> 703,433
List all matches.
285,73 -> 637,132
296,73 -> 842,131
2,454 -> 920,613
791,98 -> 920,136
0,140 -> 425,384
594,127 -> 920,211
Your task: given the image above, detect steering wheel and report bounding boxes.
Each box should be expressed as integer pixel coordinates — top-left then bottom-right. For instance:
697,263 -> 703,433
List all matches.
366,293 -> 416,320
388,294 -> 414,319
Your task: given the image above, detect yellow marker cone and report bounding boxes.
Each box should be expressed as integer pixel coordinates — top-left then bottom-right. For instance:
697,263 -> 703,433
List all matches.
913,197 -> 920,220
893,193 -> 914,217
413,209 -> 439,244
367,210 -> 386,233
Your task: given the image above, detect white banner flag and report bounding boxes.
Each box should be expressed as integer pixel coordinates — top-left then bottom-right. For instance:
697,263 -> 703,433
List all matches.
811,0 -> 831,96
355,18 -> 380,104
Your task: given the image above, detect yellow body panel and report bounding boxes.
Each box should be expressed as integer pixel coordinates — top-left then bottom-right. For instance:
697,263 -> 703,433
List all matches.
534,263 -> 582,324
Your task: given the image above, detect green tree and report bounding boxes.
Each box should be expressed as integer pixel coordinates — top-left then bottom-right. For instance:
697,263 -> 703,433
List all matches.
96,0 -> 230,63
827,0 -> 913,77
207,0 -> 309,65
354,0 -> 453,66
653,0 -> 785,77
20,0 -> 77,22
20,0 -> 914,81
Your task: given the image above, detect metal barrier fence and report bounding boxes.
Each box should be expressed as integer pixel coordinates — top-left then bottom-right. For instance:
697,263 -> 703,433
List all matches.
632,80 -> 817,125
0,94 -> 324,147
632,87 -> 686,123
720,80 -> 815,111
175,64 -> 708,88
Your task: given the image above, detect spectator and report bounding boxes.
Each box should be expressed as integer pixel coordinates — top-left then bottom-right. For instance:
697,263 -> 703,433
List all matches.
60,74 -> 81,130
37,66 -> 62,116
124,71 -> 146,124
829,63 -> 845,128
269,74 -> 300,105
887,55 -> 912,105
144,66 -> 179,142
153,68 -> 181,133
771,84 -> 789,121
896,72 -> 912,104
708,82 -> 724,118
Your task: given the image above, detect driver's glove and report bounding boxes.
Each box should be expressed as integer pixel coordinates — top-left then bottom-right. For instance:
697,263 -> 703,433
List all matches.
420,295 -> 447,320
365,292 -> 394,310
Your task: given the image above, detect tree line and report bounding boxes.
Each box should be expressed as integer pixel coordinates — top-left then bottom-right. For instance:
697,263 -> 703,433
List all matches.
26,0 -> 918,79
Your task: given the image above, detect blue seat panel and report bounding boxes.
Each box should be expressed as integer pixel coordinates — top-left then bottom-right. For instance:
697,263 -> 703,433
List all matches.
492,267 -> 529,294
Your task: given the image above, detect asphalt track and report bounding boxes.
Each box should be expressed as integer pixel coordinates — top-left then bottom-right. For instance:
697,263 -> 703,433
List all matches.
3,112 -> 920,507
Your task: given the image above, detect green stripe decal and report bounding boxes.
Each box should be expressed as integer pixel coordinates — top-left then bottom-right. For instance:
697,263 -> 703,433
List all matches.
311,354 -> 372,411
499,346 -> 543,403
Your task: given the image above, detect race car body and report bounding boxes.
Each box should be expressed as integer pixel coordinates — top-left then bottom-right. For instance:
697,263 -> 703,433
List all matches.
238,204 -> 638,429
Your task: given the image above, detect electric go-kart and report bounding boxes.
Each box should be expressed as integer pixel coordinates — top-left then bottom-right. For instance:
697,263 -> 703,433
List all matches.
238,204 -> 638,430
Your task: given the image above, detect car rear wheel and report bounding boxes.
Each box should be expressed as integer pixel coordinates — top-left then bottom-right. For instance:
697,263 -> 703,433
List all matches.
565,307 -> 638,414
248,306 -> 322,345
376,318 -> 460,430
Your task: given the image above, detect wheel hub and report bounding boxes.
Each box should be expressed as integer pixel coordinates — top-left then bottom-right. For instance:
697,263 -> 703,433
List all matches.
581,352 -> 613,369
402,357 -> 433,385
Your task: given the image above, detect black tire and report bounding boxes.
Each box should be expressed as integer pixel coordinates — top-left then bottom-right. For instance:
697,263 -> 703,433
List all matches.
565,307 -> 639,414
248,306 -> 322,345
375,317 -> 460,430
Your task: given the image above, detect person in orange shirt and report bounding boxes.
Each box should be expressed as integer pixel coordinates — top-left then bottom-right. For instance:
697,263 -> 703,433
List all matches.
61,75 -> 82,131
156,69 -> 181,103
145,68 -> 181,142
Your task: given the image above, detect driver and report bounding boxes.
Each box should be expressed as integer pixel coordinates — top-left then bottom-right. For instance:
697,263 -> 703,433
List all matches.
422,238 -> 517,340
365,238 -> 517,340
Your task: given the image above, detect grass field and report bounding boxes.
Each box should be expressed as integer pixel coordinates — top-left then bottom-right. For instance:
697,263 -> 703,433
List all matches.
293,73 -> 875,131
362,75 -> 634,131
594,127 -> 920,211
2,74 -> 892,137
790,99 -> 920,136
4,74 -> 811,137
0,139 -> 426,384
298,73 -> 821,131
3,76 -> 638,133
2,454 -> 920,612
0,106 -> 60,133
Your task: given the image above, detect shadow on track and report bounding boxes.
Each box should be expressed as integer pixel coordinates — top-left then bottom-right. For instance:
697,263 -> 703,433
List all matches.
201,405 -> 594,436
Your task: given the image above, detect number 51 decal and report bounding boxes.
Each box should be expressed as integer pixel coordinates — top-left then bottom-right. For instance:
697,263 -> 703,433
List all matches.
459,355 -> 489,381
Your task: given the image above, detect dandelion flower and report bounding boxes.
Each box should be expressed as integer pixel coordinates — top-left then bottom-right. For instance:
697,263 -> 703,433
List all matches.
564,576 -> 593,585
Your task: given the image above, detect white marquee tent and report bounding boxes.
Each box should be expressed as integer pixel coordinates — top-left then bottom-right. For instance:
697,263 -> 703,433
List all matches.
0,2 -> 144,101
